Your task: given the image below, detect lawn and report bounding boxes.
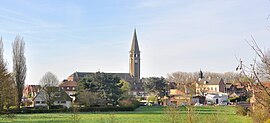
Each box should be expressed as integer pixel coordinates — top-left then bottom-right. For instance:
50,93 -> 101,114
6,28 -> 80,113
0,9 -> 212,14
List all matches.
0,106 -> 252,123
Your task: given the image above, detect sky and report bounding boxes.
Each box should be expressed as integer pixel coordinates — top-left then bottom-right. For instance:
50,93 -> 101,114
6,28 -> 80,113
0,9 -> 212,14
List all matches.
0,0 -> 270,85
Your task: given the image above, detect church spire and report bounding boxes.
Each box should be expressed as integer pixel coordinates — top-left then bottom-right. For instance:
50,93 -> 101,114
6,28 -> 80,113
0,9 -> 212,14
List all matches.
199,69 -> 204,79
129,29 -> 140,84
130,29 -> 140,53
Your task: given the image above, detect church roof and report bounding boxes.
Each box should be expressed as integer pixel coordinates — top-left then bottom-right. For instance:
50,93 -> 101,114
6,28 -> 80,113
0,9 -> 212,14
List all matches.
130,29 -> 140,53
198,78 -> 224,85
70,72 -> 133,82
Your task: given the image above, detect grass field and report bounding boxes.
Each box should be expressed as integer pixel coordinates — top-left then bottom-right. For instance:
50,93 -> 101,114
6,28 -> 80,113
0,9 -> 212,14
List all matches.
0,106 -> 252,123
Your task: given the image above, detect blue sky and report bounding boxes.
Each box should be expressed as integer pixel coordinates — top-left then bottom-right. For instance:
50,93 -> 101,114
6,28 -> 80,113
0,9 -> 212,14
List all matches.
0,0 -> 270,84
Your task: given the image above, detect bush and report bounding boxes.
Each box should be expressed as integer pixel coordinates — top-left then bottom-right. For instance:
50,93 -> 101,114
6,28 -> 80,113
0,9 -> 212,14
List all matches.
236,106 -> 248,116
119,100 -> 133,107
20,109 -> 65,114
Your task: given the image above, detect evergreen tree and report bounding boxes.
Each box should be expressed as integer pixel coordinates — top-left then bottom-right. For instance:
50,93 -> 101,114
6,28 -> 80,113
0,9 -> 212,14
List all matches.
79,72 -> 123,106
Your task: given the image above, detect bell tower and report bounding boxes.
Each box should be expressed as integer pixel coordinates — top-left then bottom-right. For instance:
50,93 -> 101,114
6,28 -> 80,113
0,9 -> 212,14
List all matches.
129,29 -> 140,83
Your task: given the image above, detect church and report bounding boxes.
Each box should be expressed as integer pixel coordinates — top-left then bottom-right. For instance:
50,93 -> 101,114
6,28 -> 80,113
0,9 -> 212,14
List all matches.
64,30 -> 144,96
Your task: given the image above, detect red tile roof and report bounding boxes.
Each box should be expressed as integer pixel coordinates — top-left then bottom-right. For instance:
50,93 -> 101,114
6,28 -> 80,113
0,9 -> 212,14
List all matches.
59,81 -> 77,87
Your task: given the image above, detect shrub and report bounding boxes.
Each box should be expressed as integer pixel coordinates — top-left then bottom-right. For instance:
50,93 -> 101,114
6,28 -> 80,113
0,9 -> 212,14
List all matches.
118,100 -> 133,107
251,104 -> 270,123
236,106 -> 248,116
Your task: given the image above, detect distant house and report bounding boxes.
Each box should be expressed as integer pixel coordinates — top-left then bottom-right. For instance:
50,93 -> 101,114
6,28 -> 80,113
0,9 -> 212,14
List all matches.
23,85 -> 41,98
230,82 -> 250,96
23,85 -> 41,106
59,80 -> 77,101
196,77 -> 226,95
191,96 -> 205,104
167,89 -> 191,106
205,93 -> 228,104
32,87 -> 72,108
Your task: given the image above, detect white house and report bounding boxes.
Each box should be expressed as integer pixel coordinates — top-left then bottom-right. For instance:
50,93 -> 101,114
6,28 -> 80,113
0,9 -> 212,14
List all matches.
32,87 -> 72,108
205,93 -> 228,105
196,77 -> 226,96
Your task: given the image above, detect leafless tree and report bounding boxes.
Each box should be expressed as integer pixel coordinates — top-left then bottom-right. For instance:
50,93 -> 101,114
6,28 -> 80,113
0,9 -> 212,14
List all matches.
236,39 -> 270,122
12,35 -> 26,109
167,72 -> 197,93
39,72 -> 59,109
39,72 -> 59,87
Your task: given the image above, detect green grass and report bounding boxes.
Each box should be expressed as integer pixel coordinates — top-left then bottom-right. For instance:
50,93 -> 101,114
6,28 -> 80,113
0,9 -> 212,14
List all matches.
0,106 -> 252,123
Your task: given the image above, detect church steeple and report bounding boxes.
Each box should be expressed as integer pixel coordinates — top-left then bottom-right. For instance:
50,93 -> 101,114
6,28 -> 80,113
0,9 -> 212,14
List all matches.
199,69 -> 204,80
130,29 -> 140,53
129,29 -> 140,83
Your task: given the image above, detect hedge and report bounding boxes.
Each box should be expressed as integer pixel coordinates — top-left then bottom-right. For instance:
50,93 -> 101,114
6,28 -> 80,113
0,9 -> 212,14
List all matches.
0,105 -> 139,114
78,106 -> 137,112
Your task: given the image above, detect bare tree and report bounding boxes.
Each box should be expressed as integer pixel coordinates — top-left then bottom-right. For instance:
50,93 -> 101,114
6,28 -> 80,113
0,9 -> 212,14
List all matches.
39,72 -> 59,87
39,72 -> 59,109
236,39 -> 270,122
12,35 -> 26,109
167,72 -> 197,93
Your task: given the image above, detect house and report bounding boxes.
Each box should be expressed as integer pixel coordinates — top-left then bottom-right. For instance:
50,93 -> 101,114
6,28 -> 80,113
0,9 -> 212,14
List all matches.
23,85 -> 41,99
191,96 -> 205,104
205,93 -> 228,105
32,87 -> 72,108
166,89 -> 191,106
22,85 -> 41,106
59,80 -> 77,101
231,82 -> 250,96
196,77 -> 226,95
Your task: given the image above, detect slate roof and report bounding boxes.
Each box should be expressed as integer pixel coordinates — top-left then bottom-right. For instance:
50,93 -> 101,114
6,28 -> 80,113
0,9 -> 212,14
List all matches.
197,78 -> 224,85
130,29 -> 140,53
70,72 -> 134,83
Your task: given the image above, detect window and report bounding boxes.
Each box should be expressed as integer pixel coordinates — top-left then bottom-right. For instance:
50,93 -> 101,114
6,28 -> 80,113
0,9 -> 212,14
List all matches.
215,87 -> 217,91
67,87 -> 70,90
36,101 -> 40,104
211,87 -> 213,91
41,101 -> 45,104
72,87 -> 75,90
61,101 -> 66,104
